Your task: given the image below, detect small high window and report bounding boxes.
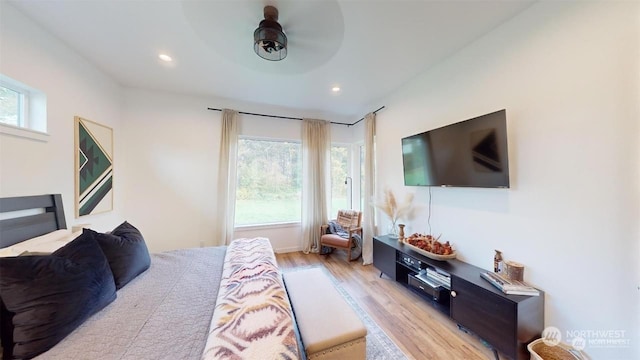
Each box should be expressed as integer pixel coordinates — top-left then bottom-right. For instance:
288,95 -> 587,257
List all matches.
0,85 -> 24,127
0,75 -> 47,140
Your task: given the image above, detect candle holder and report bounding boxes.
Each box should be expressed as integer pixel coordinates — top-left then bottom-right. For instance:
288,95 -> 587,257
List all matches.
398,224 -> 405,242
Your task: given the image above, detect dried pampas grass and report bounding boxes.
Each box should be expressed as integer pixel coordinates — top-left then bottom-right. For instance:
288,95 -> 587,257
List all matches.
375,188 -> 414,223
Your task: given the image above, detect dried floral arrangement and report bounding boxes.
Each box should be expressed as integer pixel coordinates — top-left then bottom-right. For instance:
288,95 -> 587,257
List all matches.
374,188 -> 414,225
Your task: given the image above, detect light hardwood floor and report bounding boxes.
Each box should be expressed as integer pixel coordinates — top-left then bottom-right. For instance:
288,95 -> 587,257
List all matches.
276,250 -> 497,360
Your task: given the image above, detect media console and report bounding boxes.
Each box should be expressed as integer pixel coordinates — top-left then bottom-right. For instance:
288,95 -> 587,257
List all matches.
373,235 -> 544,360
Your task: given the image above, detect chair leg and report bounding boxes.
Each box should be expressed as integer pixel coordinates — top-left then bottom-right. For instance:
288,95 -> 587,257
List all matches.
320,243 -> 329,257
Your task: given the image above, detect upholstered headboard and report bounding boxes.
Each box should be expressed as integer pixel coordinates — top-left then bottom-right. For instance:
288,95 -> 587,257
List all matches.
0,194 -> 67,248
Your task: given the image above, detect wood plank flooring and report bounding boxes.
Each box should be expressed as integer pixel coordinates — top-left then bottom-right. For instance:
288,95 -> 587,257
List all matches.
276,250 -> 496,360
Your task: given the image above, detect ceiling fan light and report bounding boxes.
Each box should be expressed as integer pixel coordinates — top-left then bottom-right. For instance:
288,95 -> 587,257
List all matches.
254,6 -> 287,61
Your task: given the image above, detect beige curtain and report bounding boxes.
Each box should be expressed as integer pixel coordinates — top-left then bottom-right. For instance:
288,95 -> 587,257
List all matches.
362,112 -> 376,265
301,119 -> 330,254
216,109 -> 239,245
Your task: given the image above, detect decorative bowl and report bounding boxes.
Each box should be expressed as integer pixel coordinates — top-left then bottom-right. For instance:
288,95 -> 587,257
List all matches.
404,242 -> 456,260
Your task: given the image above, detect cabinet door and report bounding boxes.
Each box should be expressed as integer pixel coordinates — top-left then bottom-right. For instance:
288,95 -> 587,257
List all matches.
373,237 -> 396,279
450,277 -> 517,359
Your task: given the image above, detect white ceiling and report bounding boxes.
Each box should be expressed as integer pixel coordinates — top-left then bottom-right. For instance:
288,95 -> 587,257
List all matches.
8,0 -> 534,122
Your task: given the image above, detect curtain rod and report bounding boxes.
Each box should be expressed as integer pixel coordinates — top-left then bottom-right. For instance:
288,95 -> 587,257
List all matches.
206,106 -> 385,127
351,106 -> 385,126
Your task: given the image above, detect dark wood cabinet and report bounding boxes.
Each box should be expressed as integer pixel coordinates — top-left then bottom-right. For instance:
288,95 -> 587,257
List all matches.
373,236 -> 396,279
372,235 -> 544,360
451,277 -> 517,358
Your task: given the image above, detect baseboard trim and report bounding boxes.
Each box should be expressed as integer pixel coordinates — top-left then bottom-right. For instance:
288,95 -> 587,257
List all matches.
275,246 -> 303,254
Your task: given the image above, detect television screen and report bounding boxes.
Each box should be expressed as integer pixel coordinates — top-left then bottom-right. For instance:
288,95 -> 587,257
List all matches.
401,109 -> 510,188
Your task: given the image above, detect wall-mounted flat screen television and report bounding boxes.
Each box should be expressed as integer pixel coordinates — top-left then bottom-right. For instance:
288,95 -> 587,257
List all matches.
401,109 -> 510,188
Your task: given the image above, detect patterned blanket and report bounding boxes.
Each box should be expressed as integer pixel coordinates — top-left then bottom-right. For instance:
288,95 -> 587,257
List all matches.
201,238 -> 301,360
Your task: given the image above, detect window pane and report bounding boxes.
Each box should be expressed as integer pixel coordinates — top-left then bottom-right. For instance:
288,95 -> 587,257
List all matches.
235,139 -> 301,226
331,145 -> 349,215
0,86 -> 20,126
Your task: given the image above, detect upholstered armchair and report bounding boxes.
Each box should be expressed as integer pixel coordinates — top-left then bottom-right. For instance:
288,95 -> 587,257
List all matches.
320,210 -> 362,261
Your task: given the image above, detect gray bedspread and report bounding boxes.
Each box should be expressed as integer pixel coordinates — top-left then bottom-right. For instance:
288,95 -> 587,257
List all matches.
36,247 -> 227,360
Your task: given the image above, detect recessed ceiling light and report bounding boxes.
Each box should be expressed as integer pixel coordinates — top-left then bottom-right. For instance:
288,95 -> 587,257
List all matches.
158,54 -> 172,62
332,86 -> 341,93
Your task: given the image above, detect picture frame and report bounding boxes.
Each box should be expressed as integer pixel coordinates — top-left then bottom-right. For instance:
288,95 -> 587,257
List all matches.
75,116 -> 113,217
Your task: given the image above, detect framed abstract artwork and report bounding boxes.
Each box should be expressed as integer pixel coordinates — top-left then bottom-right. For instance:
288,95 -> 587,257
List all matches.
75,116 -> 113,217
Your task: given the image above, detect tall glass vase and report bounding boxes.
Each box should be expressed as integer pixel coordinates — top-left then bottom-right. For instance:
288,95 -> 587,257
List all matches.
388,219 -> 399,239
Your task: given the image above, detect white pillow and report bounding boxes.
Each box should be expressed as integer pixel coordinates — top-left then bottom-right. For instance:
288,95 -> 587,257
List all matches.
0,247 -> 15,257
0,229 -> 82,257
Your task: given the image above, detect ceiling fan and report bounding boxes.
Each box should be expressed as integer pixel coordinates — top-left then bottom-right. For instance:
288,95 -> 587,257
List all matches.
181,0 -> 344,73
254,5 -> 287,61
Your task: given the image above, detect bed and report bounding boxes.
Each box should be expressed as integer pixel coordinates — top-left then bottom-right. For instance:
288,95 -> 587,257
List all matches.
0,194 -> 302,360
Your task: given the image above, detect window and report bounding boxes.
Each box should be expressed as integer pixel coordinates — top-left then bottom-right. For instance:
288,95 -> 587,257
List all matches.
360,144 -> 365,211
330,145 -> 350,215
235,138 -> 302,226
0,85 -> 23,127
0,75 -> 47,140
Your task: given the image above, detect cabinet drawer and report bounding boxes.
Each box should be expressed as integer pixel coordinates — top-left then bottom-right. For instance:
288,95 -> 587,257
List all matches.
451,277 -> 517,358
408,274 -> 443,300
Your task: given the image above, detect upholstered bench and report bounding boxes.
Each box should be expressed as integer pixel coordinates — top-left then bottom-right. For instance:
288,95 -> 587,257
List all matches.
283,268 -> 367,360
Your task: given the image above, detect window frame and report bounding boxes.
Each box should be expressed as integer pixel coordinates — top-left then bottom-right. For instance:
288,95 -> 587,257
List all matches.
0,83 -> 27,128
0,75 -> 47,141
357,142 -> 365,211
329,143 -> 352,215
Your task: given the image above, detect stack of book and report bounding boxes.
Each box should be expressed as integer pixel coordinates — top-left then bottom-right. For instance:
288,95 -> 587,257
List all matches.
426,268 -> 451,289
416,267 -> 451,289
481,271 -> 540,296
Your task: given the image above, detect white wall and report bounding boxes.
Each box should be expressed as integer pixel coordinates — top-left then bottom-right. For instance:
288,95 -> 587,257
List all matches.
0,3 -> 124,231
120,89 -> 219,251
122,88 -> 356,252
373,2 -> 639,359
